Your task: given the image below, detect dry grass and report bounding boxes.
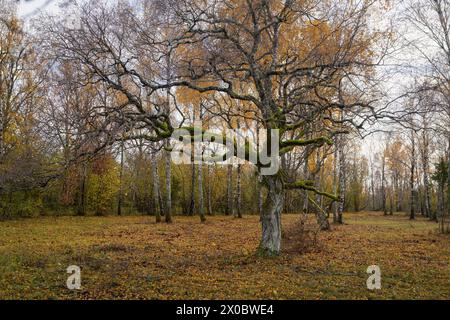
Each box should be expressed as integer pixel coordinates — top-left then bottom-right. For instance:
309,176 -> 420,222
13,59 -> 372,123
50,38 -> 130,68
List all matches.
0,212 -> 448,299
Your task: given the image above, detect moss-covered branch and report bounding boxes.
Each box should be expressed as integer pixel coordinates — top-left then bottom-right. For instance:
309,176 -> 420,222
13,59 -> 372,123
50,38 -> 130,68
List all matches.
285,180 -> 339,201
280,136 -> 333,149
176,127 -> 259,165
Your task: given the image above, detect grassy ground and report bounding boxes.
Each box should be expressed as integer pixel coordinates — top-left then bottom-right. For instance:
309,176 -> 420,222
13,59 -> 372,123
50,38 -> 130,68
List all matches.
0,212 -> 448,300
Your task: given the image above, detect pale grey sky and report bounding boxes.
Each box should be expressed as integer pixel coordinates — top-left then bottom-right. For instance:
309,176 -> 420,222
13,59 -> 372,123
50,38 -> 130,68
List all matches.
15,0 -> 60,18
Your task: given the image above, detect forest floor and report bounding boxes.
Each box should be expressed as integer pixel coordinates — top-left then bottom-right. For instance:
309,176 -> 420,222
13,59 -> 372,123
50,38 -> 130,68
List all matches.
0,212 -> 448,299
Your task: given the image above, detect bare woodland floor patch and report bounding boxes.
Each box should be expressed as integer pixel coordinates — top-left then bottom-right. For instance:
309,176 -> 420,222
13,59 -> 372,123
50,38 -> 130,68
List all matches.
0,212 -> 448,299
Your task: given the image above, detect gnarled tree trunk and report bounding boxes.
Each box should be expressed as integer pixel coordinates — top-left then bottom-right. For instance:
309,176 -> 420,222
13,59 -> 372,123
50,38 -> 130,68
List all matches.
260,175 -> 284,255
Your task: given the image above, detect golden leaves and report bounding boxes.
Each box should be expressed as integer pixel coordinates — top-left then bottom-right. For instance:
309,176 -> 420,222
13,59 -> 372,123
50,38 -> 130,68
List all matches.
0,213 -> 448,299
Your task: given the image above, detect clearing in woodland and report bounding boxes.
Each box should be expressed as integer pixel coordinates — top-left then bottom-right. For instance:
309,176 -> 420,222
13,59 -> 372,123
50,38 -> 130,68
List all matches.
0,212 -> 448,300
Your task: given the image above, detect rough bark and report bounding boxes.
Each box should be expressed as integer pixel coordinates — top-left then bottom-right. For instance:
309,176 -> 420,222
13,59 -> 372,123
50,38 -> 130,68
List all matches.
381,150 -> 387,216
189,144 -> 196,216
258,173 -> 263,221
410,130 -> 416,220
225,165 -> 233,215
234,163 -> 242,218
394,173 -> 400,212
165,139 -> 172,223
314,149 -> 329,230
164,53 -> 172,223
189,109 -> 196,216
337,134 -> 345,224
77,163 -> 87,216
0,121 -> 4,159
333,138 -> 339,222
151,150 -> 162,223
389,188 -> 394,215
117,139 -> 124,216
417,119 -> 430,217
207,163 -> 213,216
369,154 -> 376,211
302,151 -> 310,216
198,145 -> 206,222
256,128 -> 263,220
438,180 -> 446,233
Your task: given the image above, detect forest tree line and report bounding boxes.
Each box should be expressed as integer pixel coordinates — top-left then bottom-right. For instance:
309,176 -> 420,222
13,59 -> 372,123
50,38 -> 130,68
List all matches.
1,0 -> 449,253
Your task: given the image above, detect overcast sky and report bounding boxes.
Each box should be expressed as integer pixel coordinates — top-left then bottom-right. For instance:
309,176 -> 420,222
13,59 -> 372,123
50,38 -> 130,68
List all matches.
15,0 -> 60,18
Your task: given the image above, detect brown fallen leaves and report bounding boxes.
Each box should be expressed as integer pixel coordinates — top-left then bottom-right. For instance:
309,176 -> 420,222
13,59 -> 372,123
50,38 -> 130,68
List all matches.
0,212 -> 448,299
